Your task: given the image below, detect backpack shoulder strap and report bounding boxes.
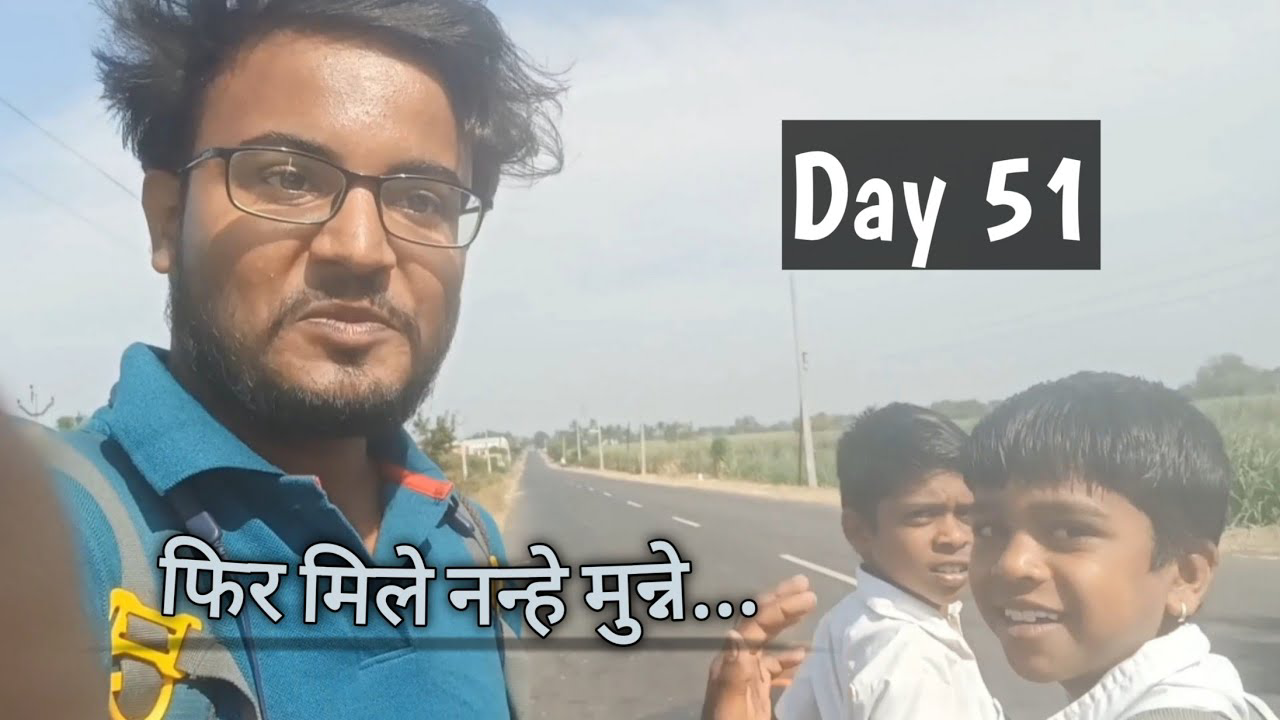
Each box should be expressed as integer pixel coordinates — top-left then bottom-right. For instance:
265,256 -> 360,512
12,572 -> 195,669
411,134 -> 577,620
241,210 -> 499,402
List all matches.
450,493 -> 530,720
20,422 -> 262,720
19,423 -> 158,601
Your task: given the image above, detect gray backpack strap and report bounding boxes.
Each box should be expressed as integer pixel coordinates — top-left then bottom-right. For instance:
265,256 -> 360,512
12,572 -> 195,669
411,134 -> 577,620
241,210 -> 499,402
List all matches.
21,424 -> 158,600
23,424 -> 261,720
452,494 -> 531,720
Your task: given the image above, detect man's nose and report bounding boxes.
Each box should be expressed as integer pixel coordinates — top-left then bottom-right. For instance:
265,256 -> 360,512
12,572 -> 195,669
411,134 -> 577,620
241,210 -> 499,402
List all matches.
308,183 -> 397,275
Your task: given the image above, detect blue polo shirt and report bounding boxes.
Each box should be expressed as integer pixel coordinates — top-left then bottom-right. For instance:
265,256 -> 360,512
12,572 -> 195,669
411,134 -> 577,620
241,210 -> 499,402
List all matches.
51,343 -> 516,719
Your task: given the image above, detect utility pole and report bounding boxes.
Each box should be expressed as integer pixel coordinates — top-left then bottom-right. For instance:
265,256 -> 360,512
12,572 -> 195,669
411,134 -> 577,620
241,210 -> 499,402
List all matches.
459,444 -> 468,483
15,384 -> 54,419
485,431 -> 493,473
561,435 -> 566,464
596,423 -> 604,470
575,421 -> 582,463
789,274 -> 819,488
640,423 -> 647,476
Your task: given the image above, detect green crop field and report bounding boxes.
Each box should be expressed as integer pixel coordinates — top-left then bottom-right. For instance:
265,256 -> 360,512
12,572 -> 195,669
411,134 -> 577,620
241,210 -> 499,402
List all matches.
566,394 -> 1280,528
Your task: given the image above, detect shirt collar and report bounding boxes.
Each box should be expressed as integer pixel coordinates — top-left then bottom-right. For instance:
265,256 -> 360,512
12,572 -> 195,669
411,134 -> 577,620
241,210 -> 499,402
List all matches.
95,342 -> 451,499
92,343 -> 280,494
1048,624 -> 1212,720
370,427 -> 452,503
856,565 -> 970,653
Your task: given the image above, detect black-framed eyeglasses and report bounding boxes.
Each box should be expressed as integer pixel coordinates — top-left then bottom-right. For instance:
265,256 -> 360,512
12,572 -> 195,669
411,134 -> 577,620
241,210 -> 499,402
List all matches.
181,146 -> 487,249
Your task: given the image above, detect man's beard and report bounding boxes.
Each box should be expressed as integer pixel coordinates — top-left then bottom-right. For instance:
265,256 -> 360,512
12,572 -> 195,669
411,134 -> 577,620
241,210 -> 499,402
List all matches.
167,263 -> 454,441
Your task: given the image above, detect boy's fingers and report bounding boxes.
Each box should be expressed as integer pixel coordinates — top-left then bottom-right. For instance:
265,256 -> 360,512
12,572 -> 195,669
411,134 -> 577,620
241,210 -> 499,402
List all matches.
744,573 -> 806,615
771,666 -> 799,688
775,646 -> 809,671
711,630 -> 750,683
738,590 -> 817,651
763,648 -> 807,688
756,574 -> 811,603
736,577 -> 817,651
761,654 -> 783,677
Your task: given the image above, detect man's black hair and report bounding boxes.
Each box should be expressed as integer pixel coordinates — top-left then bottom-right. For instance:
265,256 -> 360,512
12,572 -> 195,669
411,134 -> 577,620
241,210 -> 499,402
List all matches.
94,0 -> 565,205
837,403 -> 969,524
966,371 -> 1233,564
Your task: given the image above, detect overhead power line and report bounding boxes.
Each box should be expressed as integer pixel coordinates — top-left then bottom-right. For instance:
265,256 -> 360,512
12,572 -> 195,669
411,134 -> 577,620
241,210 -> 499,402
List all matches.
0,94 -> 139,200
0,165 -> 138,251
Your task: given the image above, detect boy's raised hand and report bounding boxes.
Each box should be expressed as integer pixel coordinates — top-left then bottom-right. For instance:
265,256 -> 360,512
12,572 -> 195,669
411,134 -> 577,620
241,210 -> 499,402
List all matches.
701,574 -> 818,720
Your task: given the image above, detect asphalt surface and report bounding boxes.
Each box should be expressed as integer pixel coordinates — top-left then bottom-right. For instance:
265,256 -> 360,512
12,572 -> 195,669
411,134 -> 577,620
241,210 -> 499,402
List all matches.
503,454 -> 1280,719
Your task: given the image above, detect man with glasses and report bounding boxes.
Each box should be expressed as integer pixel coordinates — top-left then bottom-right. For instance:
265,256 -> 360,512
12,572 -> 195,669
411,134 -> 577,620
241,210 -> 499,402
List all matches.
15,1 -> 564,718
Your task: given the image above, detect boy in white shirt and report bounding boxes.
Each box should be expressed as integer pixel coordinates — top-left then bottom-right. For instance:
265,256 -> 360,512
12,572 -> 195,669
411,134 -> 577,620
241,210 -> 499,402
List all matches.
773,403 -> 1004,720
966,372 -> 1278,720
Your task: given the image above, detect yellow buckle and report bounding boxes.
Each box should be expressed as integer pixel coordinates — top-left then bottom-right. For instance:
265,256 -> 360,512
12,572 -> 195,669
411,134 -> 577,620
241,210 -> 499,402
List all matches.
108,588 -> 203,720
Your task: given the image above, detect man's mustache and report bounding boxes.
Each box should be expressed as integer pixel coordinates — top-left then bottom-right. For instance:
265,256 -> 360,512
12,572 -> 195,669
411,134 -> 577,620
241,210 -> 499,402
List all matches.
267,291 -> 420,344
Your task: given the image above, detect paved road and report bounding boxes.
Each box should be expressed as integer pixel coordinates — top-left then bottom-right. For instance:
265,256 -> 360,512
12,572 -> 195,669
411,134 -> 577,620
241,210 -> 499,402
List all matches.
504,454 -> 1280,719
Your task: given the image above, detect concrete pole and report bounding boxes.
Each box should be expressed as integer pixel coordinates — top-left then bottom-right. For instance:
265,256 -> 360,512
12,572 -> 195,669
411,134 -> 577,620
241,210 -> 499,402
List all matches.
790,273 -> 819,488
596,425 -> 604,470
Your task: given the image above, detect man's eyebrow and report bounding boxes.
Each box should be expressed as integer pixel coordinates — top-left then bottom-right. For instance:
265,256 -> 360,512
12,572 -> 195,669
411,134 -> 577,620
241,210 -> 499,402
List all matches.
239,132 -> 337,161
385,159 -> 464,187
237,132 -> 465,187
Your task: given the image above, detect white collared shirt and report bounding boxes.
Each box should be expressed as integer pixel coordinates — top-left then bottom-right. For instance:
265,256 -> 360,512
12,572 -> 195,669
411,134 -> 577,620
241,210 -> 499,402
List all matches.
1046,624 -> 1277,720
775,568 -> 1003,720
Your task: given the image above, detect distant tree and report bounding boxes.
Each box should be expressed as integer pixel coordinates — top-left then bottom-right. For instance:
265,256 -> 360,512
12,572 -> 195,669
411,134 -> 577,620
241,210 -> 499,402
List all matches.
662,422 -> 679,442
1181,354 -> 1280,399
709,436 -> 731,477
929,399 -> 990,420
533,431 -> 550,449
730,416 -> 764,434
809,413 -> 852,432
55,413 -> 86,431
412,412 -> 458,461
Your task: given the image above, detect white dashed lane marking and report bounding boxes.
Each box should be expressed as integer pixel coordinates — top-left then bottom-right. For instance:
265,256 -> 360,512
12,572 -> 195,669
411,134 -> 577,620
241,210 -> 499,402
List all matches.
779,553 -> 856,586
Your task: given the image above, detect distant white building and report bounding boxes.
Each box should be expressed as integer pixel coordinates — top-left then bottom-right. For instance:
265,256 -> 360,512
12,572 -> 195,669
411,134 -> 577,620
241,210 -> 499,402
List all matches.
456,436 -> 509,456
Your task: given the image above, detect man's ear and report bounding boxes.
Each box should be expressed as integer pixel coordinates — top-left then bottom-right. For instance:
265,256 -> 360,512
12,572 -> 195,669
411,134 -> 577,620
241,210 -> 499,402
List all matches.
1166,538 -> 1219,622
841,507 -> 876,560
142,170 -> 182,274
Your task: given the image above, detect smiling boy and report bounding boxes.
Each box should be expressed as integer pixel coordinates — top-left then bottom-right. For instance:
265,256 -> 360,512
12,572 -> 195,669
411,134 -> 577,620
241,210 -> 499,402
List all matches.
967,372 -> 1277,720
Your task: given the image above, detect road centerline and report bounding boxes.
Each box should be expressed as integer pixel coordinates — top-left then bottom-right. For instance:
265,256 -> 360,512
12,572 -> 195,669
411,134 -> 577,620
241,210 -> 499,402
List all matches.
779,553 -> 856,586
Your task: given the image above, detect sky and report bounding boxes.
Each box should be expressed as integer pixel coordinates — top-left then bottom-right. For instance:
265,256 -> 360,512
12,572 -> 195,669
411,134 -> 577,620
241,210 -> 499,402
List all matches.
1,0 -> 1278,437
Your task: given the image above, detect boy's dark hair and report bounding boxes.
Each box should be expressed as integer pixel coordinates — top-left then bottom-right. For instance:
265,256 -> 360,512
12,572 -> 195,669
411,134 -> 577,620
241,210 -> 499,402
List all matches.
837,403 -> 969,523
966,371 -> 1233,565
94,0 -> 565,206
